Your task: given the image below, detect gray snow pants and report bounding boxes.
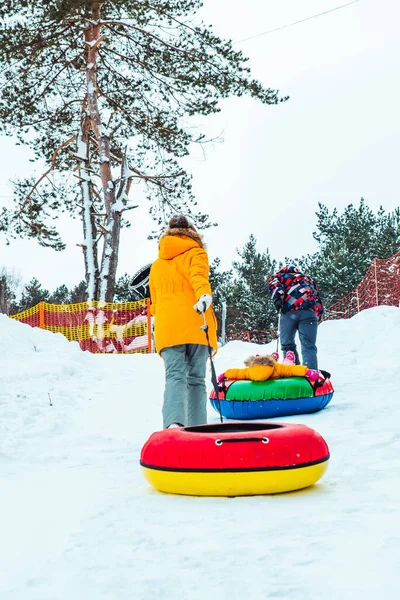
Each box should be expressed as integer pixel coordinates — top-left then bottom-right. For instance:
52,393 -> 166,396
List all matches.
161,344 -> 209,429
279,309 -> 319,370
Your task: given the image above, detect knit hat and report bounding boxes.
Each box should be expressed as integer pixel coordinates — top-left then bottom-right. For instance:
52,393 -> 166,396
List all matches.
168,214 -> 196,231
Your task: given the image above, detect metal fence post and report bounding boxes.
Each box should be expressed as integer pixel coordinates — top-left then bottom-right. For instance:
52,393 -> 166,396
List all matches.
220,300 -> 227,346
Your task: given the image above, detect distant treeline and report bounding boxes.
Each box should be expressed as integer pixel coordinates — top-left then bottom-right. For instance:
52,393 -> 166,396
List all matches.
2,199 -> 399,336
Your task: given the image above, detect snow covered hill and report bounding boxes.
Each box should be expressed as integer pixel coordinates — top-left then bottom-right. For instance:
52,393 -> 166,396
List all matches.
1,307 -> 399,599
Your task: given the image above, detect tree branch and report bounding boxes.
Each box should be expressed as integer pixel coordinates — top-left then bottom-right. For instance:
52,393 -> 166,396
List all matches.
100,20 -> 191,56
18,135 -> 78,216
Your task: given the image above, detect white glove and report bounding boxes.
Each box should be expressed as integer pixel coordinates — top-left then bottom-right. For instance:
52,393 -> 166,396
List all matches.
193,294 -> 212,314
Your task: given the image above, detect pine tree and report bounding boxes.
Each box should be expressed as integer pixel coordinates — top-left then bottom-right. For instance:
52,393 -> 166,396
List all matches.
288,198 -> 400,306
229,234 -> 277,333
208,257 -> 233,332
69,280 -> 88,303
48,284 -> 71,304
0,0 -> 287,301
19,277 -> 50,311
372,207 -> 400,258
114,272 -> 133,302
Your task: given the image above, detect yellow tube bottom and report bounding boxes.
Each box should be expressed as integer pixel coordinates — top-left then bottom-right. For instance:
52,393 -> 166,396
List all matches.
141,460 -> 329,496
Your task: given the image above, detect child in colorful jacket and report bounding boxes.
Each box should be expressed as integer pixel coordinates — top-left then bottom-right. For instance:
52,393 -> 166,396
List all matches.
267,265 -> 324,370
218,353 -> 319,383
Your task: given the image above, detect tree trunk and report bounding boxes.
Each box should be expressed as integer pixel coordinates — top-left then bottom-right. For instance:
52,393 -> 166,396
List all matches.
78,103 -> 100,300
84,1 -> 121,301
0,276 -> 9,315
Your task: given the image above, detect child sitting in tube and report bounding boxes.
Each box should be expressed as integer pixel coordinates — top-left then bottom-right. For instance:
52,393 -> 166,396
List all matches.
218,351 -> 320,384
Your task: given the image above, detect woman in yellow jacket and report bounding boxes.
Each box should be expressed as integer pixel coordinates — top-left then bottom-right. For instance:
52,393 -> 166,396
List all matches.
149,214 -> 218,429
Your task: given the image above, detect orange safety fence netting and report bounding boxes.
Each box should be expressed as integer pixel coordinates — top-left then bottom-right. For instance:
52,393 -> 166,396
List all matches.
10,299 -> 153,354
322,250 -> 400,321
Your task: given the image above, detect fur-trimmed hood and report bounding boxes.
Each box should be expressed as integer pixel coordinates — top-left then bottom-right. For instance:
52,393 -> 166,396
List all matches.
158,227 -> 206,260
244,354 -> 276,367
159,227 -> 205,249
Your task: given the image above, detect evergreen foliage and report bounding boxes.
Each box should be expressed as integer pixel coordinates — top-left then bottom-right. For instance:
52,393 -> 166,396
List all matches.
0,0 -> 287,300
48,284 -> 71,304
232,235 -> 277,330
227,234 -> 277,333
114,272 -> 133,302
208,257 -> 233,331
18,277 -> 50,311
9,278 -> 87,312
69,280 -> 88,303
286,198 -> 400,306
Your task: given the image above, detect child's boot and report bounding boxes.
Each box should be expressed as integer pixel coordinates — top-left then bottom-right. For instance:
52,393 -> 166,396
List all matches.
282,350 -> 295,364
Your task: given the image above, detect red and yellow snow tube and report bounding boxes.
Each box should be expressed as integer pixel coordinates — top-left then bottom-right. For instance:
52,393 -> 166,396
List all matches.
140,422 -> 330,496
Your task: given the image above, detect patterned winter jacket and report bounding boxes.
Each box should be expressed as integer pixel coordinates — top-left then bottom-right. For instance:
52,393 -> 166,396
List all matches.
267,266 -> 324,321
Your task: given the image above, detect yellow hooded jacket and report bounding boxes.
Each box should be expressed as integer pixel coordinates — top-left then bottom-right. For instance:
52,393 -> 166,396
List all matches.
149,227 -> 218,355
224,355 -> 308,381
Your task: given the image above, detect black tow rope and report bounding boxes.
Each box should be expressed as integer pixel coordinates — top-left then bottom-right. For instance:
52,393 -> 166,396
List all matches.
201,312 -> 223,423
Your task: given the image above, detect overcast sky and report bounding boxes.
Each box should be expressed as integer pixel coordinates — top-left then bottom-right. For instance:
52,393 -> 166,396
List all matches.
0,0 -> 399,292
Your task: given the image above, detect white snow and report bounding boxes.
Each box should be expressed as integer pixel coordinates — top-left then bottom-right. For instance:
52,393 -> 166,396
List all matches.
75,139 -> 87,161
86,39 -> 99,49
112,198 -> 126,212
98,124 -> 110,138
1,306 -> 399,599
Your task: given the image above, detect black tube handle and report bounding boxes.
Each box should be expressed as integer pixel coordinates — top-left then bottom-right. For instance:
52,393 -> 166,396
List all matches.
215,437 -> 269,446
